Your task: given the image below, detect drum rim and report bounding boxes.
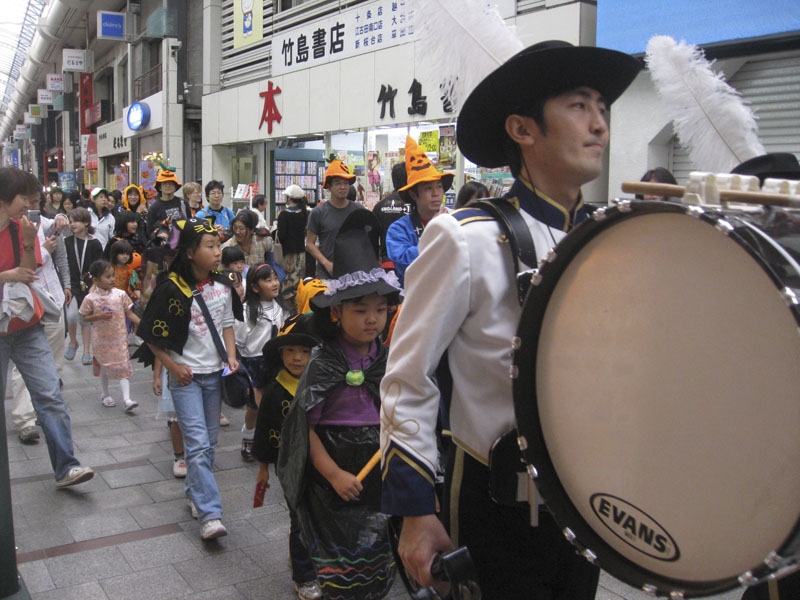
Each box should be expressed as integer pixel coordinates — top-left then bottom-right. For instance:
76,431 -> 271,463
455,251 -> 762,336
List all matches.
512,200 -> 800,597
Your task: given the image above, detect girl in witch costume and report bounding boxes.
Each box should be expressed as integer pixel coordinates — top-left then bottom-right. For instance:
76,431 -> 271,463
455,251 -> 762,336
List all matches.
254,313 -> 322,600
277,210 -> 400,600
134,217 -> 243,540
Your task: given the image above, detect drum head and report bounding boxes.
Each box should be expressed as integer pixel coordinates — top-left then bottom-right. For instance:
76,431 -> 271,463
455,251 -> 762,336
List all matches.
514,202 -> 800,597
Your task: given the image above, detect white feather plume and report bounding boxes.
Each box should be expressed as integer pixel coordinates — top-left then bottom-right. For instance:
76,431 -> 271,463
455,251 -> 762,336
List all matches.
645,35 -> 764,173
411,0 -> 523,114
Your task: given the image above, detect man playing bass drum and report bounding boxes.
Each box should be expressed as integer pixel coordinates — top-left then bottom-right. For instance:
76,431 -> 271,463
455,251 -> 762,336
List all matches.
379,41 -> 640,599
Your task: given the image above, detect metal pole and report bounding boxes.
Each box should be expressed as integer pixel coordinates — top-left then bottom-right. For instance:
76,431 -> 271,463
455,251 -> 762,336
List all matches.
0,367 -> 21,598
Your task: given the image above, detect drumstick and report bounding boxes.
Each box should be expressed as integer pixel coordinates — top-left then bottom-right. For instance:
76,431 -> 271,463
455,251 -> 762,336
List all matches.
621,181 -> 800,208
356,450 -> 381,482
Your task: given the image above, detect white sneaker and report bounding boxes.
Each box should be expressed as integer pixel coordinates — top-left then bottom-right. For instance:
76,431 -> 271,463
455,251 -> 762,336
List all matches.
101,396 -> 116,407
296,581 -> 323,600
200,519 -> 227,540
187,499 -> 198,519
219,413 -> 230,427
123,398 -> 138,412
173,457 -> 187,478
56,466 -> 95,488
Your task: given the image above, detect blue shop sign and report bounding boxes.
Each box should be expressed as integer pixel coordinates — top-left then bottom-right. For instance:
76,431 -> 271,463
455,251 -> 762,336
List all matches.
127,102 -> 151,131
98,11 -> 126,40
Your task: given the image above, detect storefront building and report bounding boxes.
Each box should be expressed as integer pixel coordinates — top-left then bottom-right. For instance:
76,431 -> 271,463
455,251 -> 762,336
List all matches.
202,0 -> 596,221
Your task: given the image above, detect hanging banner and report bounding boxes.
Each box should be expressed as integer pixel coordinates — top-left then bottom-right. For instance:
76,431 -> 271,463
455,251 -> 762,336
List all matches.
62,48 -> 87,72
233,0 -> 263,49
38,90 -> 55,105
113,166 -> 129,190
139,161 -> 157,199
29,105 -> 42,117
47,73 -> 66,91
97,11 -> 126,41
58,171 -> 78,192
438,124 -> 456,167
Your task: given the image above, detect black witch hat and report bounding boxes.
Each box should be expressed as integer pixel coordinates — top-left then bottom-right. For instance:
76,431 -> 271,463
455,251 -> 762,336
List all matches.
310,209 -> 401,309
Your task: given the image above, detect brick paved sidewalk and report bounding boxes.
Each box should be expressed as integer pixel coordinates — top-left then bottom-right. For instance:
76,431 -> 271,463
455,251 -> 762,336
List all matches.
6,347 -> 743,599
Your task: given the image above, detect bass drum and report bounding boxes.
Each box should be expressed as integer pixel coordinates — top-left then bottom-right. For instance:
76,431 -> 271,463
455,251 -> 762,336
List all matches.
512,200 -> 800,598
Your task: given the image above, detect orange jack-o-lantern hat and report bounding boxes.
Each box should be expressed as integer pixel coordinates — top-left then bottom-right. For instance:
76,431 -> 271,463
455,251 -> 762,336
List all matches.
398,136 -> 454,202
323,159 -> 357,188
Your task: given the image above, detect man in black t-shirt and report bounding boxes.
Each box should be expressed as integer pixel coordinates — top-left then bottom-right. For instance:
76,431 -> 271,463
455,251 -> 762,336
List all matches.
372,162 -> 409,263
145,169 -> 189,233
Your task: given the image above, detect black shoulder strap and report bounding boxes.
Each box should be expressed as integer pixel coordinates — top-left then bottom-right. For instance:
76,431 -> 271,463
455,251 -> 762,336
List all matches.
189,283 -> 229,365
9,220 -> 20,267
469,198 -> 537,305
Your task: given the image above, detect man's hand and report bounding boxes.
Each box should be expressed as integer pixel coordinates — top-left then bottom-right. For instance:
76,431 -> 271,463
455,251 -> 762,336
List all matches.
153,376 -> 162,396
42,235 -> 57,255
323,258 -> 334,276
398,514 -> 453,588
330,468 -> 363,502
20,215 -> 39,246
53,214 -> 69,232
63,288 -> 72,305
2,267 -> 38,284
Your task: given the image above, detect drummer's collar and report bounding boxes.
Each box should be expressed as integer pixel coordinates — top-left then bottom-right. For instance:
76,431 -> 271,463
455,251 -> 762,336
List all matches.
507,175 -> 586,232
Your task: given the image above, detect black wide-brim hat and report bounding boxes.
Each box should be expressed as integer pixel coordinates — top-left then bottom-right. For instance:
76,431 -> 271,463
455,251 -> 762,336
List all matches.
731,153 -> 800,184
311,209 -> 402,309
262,313 -> 320,367
457,40 -> 642,168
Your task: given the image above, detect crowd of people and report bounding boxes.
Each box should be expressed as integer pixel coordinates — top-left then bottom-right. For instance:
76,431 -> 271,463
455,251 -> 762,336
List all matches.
4,36 -> 798,600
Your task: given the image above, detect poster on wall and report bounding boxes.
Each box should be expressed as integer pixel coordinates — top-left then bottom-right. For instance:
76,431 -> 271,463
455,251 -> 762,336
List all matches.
114,166 -> 129,190
58,171 -> 78,192
438,125 -> 456,168
139,161 -> 156,202
233,0 -> 263,49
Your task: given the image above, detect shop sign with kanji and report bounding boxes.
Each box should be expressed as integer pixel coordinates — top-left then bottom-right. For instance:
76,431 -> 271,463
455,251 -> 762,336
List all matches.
272,0 -> 413,76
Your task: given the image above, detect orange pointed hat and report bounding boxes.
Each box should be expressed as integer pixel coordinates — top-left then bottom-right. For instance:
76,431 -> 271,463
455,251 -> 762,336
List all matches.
398,136 -> 453,200
323,160 -> 356,188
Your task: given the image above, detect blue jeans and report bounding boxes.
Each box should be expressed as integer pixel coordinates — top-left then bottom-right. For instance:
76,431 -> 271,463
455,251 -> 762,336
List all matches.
0,323 -> 81,480
168,370 -> 223,523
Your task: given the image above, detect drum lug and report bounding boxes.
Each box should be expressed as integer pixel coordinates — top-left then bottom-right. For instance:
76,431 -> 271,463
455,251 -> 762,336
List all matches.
516,435 -> 528,451
562,527 -> 576,543
508,365 -> 519,379
617,199 -> 633,212
531,269 -> 542,286
511,336 -> 522,350
545,250 -> 557,263
525,464 -> 537,479
739,571 -> 757,586
715,219 -> 734,235
641,584 -> 658,596
669,592 -> 686,599
765,550 -> 782,569
780,287 -> 799,307
686,205 -> 705,218
582,548 -> 598,565
592,207 -> 608,221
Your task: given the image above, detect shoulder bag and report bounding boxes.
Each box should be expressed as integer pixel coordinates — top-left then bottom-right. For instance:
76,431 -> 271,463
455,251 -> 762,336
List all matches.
189,282 -> 253,408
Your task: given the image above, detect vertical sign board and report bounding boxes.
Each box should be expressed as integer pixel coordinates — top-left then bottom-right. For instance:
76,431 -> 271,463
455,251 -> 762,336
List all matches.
233,0 -> 264,49
79,73 -> 93,135
97,11 -> 126,40
62,49 -> 86,72
46,74 -> 65,91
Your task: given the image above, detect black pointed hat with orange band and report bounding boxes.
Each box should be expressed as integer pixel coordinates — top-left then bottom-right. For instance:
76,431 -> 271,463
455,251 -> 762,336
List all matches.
457,40 -> 641,168
323,160 -> 357,188
398,136 -> 454,202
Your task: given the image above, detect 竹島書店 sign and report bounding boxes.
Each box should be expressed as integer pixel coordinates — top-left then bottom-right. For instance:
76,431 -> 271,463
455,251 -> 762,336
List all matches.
62,48 -> 87,72
272,0 -> 413,76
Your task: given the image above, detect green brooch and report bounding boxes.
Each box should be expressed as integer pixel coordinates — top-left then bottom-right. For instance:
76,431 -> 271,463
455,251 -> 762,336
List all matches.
345,370 -> 365,386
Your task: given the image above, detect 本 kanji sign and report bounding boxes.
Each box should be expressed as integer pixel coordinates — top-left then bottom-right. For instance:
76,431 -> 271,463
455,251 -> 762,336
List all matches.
258,81 -> 282,134
272,0 -> 413,76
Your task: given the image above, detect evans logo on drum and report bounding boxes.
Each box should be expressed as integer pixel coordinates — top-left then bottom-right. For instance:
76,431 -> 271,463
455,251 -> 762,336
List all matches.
590,493 -> 680,562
